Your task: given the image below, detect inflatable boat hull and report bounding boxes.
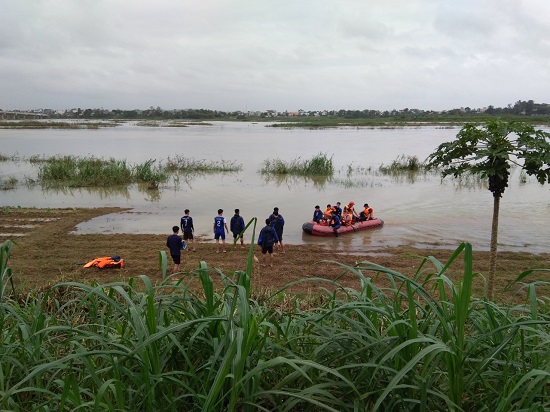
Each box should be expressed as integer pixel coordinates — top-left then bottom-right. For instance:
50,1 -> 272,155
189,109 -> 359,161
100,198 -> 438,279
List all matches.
302,218 -> 384,237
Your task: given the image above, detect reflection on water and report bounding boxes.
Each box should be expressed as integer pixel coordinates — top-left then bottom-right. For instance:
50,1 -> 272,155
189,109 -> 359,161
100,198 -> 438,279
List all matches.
382,170 -> 434,185
39,183 -> 133,200
260,173 -> 332,189
172,170 -> 242,190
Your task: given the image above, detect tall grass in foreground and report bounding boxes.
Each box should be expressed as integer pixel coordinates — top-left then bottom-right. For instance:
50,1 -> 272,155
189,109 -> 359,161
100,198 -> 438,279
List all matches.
1,239 -> 549,411
260,153 -> 334,176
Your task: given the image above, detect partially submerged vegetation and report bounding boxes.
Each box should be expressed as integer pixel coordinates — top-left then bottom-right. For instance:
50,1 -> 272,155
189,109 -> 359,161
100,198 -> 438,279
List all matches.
0,177 -> 17,190
35,156 -> 166,188
3,154 -> 242,189
379,154 -> 425,173
260,153 -> 334,176
0,120 -> 119,129
1,237 -> 548,410
165,155 -> 242,173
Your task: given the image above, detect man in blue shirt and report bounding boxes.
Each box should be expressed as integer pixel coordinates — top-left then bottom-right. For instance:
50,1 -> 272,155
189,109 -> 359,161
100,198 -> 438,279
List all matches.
213,208 -> 229,253
333,202 -> 343,217
166,226 -> 184,273
329,210 -> 341,237
257,218 -> 279,267
180,209 -> 196,252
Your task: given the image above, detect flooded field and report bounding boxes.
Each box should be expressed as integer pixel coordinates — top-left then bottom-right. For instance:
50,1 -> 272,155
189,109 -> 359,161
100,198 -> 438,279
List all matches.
1,121 -> 549,253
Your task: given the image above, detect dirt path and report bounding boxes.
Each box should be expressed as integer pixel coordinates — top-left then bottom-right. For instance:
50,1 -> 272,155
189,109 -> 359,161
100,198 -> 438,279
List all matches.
1,207 -> 548,303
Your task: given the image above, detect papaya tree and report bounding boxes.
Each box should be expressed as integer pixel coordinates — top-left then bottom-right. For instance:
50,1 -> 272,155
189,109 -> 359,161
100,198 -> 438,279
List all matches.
426,119 -> 550,299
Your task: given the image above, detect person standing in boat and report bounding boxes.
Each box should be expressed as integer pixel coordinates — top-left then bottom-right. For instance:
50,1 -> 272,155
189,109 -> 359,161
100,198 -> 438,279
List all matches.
268,207 -> 285,254
329,210 -> 341,237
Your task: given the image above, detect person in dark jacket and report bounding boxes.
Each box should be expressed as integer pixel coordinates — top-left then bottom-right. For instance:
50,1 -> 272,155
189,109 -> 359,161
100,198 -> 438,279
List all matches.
312,205 -> 323,223
166,226 -> 184,273
230,208 -> 246,248
257,218 -> 279,267
329,210 -> 341,237
180,209 -> 196,252
268,207 -> 285,254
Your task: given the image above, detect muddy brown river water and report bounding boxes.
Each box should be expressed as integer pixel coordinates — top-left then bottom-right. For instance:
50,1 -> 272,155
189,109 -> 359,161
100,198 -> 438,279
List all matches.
1,121 -> 549,253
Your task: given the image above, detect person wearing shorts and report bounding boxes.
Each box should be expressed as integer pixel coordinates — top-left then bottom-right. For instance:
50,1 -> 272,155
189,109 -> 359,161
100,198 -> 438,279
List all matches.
257,218 -> 279,267
166,226 -> 183,273
180,209 -> 196,252
230,208 -> 246,248
213,208 -> 229,253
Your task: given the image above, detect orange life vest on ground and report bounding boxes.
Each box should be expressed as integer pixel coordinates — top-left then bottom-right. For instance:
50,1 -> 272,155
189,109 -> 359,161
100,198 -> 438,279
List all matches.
83,256 -> 124,269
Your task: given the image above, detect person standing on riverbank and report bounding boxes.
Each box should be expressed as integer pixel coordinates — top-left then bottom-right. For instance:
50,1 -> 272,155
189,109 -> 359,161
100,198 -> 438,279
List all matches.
257,218 -> 279,267
268,207 -> 285,254
180,209 -> 196,252
166,226 -> 184,273
213,209 -> 229,253
230,208 -> 246,248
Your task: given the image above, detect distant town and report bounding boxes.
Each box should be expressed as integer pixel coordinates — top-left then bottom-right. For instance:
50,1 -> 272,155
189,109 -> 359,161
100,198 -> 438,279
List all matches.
1,99 -> 549,121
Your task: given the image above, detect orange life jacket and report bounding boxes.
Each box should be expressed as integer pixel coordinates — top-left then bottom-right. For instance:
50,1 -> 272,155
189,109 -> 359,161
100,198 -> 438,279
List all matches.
83,256 -> 124,269
364,206 -> 374,218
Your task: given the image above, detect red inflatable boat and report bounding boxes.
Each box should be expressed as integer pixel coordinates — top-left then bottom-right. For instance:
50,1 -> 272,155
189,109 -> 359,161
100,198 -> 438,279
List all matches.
302,218 -> 384,237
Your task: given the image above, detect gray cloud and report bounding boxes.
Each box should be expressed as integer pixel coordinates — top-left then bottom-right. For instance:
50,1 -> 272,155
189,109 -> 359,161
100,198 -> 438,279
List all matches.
1,0 -> 549,111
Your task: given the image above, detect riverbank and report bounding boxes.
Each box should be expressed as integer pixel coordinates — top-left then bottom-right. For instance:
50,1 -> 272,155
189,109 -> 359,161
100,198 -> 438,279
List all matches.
1,207 -> 548,303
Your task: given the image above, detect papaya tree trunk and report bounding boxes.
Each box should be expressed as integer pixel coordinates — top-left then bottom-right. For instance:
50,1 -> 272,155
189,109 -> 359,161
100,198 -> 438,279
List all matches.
488,195 -> 500,300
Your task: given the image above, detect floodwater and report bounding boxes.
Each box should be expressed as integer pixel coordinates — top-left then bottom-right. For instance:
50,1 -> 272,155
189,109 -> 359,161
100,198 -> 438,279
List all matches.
1,121 -> 549,254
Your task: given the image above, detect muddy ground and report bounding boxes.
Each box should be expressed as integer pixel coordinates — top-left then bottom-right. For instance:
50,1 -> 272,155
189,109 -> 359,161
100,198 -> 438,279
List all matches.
1,207 -> 548,304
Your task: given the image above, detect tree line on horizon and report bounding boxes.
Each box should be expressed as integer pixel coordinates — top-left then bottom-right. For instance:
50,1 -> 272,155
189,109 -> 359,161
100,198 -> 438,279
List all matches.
3,99 -> 550,121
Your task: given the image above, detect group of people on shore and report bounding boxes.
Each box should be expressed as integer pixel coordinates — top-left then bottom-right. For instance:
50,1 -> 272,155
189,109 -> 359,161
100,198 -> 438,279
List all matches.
166,207 -> 285,272
312,201 -> 375,236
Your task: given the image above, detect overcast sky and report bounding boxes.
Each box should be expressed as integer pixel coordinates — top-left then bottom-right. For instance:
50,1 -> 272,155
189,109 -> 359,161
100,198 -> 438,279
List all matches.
1,0 -> 549,112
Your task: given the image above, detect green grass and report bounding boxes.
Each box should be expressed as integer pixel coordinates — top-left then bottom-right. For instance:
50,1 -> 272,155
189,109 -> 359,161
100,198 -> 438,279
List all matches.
36,156 -> 134,187
0,154 -> 243,190
260,153 -> 334,176
0,121 -> 118,129
0,177 -> 18,190
379,154 -> 427,173
1,237 -> 548,411
164,155 -> 242,173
